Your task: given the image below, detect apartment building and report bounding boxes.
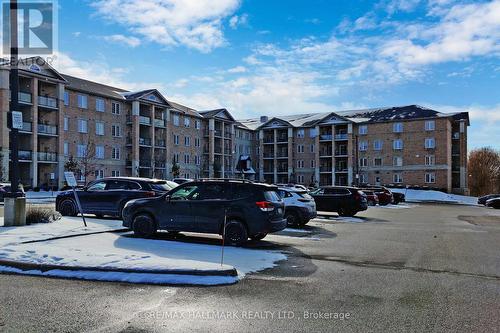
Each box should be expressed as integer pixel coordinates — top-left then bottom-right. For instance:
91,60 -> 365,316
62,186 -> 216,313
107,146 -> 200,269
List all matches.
1,57 -> 469,194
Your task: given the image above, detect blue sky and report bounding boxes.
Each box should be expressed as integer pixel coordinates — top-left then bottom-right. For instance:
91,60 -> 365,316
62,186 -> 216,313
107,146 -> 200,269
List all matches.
54,0 -> 499,149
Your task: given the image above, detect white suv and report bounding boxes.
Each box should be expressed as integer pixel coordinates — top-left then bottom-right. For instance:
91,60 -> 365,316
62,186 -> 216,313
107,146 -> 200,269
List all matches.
277,187 -> 317,227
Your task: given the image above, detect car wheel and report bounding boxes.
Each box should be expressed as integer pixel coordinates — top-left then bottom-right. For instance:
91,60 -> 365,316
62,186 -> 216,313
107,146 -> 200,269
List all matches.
298,219 -> 310,227
60,200 -> 77,216
132,214 -> 157,238
224,220 -> 248,246
285,211 -> 300,227
250,233 -> 267,241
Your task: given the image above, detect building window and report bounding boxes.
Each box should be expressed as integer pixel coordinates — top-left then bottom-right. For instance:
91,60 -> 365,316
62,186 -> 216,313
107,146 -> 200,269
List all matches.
297,175 -> 305,183
184,117 -> 190,127
96,98 -> 105,112
78,119 -> 88,133
63,142 -> 69,156
76,144 -> 87,158
425,173 -> 436,183
111,170 -> 120,177
195,138 -> 200,147
64,91 -> 69,106
195,120 -> 201,129
359,157 -> 368,167
173,114 -> 180,126
95,145 -> 105,159
359,125 -> 368,135
173,134 -> 179,145
359,141 -> 368,151
360,174 -> 367,184
297,145 -> 304,153
297,129 -> 305,138
374,157 -> 383,166
310,144 -> 315,153
95,121 -> 105,136
309,128 -> 317,138
112,125 -> 121,137
297,160 -> 304,168
394,173 -> 403,183
77,94 -> 88,109
373,139 -> 383,151
184,154 -> 190,164
184,136 -> 190,146
393,156 -> 403,167
393,122 -> 403,133
425,120 -> 435,131
393,139 -> 403,150
112,147 -> 120,160
173,153 -> 179,163
425,138 -> 435,149
310,160 -> 315,168
94,170 -> 104,179
425,155 -> 435,166
111,102 -> 121,115
64,117 -> 69,131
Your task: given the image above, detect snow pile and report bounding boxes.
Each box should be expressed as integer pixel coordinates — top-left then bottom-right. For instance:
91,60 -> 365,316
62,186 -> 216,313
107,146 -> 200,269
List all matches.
390,188 -> 477,205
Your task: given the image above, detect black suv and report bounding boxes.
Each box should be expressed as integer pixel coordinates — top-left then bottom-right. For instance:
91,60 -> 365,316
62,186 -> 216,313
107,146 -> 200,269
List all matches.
122,179 -> 287,246
310,186 -> 368,216
56,177 -> 176,218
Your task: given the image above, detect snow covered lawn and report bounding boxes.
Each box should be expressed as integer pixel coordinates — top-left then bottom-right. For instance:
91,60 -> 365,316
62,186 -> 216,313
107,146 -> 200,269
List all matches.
390,188 -> 477,205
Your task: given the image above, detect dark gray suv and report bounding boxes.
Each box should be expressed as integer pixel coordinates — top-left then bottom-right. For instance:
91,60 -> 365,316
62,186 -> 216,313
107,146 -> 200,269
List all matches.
122,179 -> 287,246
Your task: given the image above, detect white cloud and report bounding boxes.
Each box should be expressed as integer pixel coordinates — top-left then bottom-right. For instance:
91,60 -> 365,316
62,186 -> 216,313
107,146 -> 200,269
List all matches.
102,34 -> 141,47
384,0 -> 421,14
91,0 -> 241,53
72,32 -> 81,38
229,13 -> 249,29
227,65 -> 247,73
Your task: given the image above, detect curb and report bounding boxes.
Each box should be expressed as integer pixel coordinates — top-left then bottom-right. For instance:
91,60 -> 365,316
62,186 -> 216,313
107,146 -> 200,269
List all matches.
0,258 -> 238,277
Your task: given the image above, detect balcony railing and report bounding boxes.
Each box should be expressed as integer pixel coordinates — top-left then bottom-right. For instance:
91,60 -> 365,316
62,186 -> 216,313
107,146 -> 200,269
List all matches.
139,116 -> 151,125
154,161 -> 166,168
320,149 -> 332,157
214,147 -> 222,154
154,118 -> 165,127
263,137 -> 274,144
277,167 -> 288,173
214,129 -> 223,137
320,166 -> 332,172
263,168 -> 274,173
335,149 -> 348,156
224,148 -> 232,154
139,160 -> 152,168
10,91 -> 33,104
320,134 -> 333,141
20,121 -> 32,132
224,131 -> 232,138
276,152 -> 288,158
38,124 -> 58,135
139,137 -> 152,146
18,150 -> 32,160
38,96 -> 58,108
263,152 -> 274,158
38,152 -> 57,162
155,140 -> 166,147
335,133 -> 348,140
276,135 -> 288,143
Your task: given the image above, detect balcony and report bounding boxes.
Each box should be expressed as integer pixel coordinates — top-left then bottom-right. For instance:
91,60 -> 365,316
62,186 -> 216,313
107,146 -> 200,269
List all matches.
224,131 -> 232,139
38,96 -> 58,109
38,124 -> 58,136
139,160 -> 152,168
139,137 -> 152,146
20,121 -> 32,133
334,133 -> 348,140
263,152 -> 274,158
154,118 -> 165,127
320,165 -> 332,173
139,116 -> 151,126
276,135 -> 288,143
276,152 -> 288,158
335,165 -> 348,172
154,161 -> 166,169
214,129 -> 223,137
155,140 -> 166,148
16,150 -> 32,161
224,148 -> 232,155
38,152 -> 57,162
277,166 -> 288,173
214,147 -> 222,154
10,91 -> 33,104
320,134 -> 333,141
263,136 -> 274,144
335,149 -> 348,156
320,149 -> 332,157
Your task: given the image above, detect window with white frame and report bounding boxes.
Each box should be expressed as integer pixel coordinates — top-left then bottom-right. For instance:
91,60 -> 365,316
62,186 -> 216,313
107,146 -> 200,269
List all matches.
195,138 -> 200,147
111,170 -> 120,177
374,157 -> 383,166
425,155 -> 435,166
63,142 -> 69,156
425,138 -> 435,149
184,117 -> 190,127
359,141 -> 368,151
310,160 -> 315,168
77,94 -> 88,109
96,98 -> 105,112
173,153 -> 179,163
64,117 -> 69,131
393,173 -> 403,183
359,157 -> 368,167
184,136 -> 190,146
195,120 -> 201,129
173,134 -> 179,145
95,145 -> 105,159
76,144 -> 87,158
64,91 -> 69,106
310,144 -> 315,153
297,175 -> 304,183
95,121 -> 105,136
309,128 -> 317,138
297,129 -> 305,138
359,125 -> 368,135
393,122 -> 403,133
425,172 -> 436,183
111,125 -> 121,137
112,147 -> 120,160
297,160 -> 304,168
112,102 -> 121,115
173,114 -> 180,126
94,170 -> 104,179
373,139 -> 383,151
393,139 -> 403,150
297,144 -> 304,153
78,119 -> 88,133
393,156 -> 403,167
425,120 -> 435,131
360,174 -> 368,184
184,154 -> 190,164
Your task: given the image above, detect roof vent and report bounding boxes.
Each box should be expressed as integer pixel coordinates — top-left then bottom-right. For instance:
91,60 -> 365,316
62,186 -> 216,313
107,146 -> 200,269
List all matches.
260,116 -> 268,123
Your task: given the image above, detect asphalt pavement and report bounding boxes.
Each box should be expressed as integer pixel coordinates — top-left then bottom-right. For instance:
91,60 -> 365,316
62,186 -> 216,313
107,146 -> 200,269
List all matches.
0,203 -> 499,332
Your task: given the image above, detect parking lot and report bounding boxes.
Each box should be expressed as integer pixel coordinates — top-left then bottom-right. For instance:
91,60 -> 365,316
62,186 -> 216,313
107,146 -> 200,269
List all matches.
1,203 -> 499,332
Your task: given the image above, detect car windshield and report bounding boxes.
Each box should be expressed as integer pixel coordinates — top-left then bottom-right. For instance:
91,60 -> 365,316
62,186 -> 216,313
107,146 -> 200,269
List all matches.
170,185 -> 199,200
264,190 -> 281,202
150,181 -> 175,192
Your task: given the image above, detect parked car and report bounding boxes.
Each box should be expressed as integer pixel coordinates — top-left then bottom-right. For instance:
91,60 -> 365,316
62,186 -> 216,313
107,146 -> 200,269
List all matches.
276,184 -> 309,192
172,178 -> 193,185
478,194 -> 500,205
0,183 -> 25,201
277,187 -> 317,227
122,179 -> 287,246
392,192 -> 406,204
310,186 -> 368,217
360,186 -> 393,205
361,190 -> 379,206
56,177 -> 176,218
485,197 -> 500,209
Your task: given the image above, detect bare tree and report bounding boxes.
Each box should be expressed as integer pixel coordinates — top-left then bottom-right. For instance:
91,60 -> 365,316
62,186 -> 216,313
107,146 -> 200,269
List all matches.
78,138 -> 101,184
468,147 -> 500,196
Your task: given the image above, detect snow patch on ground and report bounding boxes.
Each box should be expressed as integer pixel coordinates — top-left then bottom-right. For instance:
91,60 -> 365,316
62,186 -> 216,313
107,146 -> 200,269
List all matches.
315,216 -> 366,223
390,188 -> 477,205
373,203 -> 417,209
282,228 -> 311,233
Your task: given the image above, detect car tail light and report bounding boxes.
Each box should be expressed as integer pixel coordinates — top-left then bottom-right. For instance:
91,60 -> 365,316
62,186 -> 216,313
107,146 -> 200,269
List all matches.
145,191 -> 156,197
256,201 -> 275,212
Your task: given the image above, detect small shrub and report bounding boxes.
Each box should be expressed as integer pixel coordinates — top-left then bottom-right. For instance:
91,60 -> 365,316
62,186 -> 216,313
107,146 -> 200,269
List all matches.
26,206 -> 62,225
